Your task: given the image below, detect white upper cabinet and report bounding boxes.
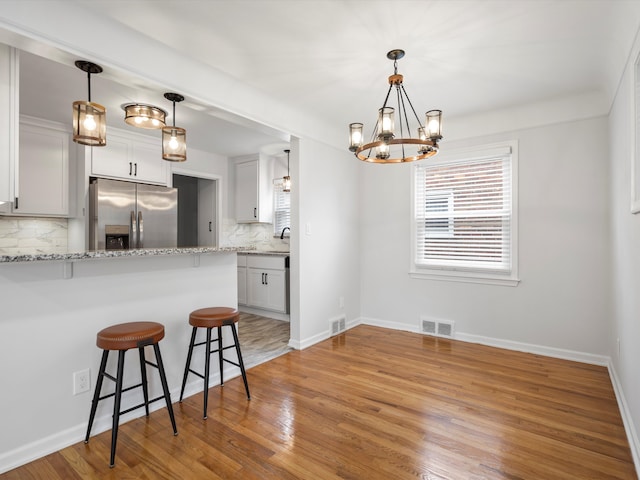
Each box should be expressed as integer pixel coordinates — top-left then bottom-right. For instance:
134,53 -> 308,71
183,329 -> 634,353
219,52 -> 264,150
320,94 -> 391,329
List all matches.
12,117 -> 70,217
234,153 -> 273,223
0,45 -> 19,206
91,127 -> 168,185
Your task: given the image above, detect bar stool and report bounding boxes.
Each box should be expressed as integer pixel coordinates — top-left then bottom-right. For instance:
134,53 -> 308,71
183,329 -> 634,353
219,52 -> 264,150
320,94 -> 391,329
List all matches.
179,307 -> 250,419
84,321 -> 178,467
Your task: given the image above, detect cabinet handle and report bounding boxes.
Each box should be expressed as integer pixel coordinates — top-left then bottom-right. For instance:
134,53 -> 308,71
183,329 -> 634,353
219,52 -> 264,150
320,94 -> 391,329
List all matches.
264,273 -> 268,285
209,221 -> 212,232
254,207 -> 257,218
129,162 -> 133,175
261,273 -> 265,284
134,163 -> 138,176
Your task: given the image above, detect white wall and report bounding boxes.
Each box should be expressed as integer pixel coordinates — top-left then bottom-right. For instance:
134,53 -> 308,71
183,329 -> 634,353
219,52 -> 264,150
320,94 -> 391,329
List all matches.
360,115 -> 612,357
293,137 -> 361,347
609,32 -> 640,464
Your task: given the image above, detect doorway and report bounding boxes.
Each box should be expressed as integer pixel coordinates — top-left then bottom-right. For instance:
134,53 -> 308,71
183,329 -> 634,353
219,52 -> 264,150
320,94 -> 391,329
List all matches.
173,173 -> 218,247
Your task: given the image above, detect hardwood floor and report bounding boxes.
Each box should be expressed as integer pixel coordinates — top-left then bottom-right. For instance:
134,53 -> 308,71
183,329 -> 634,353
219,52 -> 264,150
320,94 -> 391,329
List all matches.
2,325 -> 636,479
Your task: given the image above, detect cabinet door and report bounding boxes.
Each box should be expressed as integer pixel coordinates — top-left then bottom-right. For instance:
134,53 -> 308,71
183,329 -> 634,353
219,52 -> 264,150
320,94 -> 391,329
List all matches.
263,269 -> 286,312
91,135 -> 130,179
247,268 -> 268,307
14,121 -> 69,216
132,141 -> 167,184
235,160 -> 258,222
0,46 -> 18,205
237,266 -> 247,305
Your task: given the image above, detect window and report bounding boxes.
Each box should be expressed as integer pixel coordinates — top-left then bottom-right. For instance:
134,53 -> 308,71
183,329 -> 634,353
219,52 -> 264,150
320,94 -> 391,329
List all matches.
273,179 -> 290,236
411,142 -> 518,285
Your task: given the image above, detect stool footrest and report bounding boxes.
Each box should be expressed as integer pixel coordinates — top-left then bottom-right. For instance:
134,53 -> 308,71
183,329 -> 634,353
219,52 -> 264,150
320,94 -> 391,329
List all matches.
119,395 -> 167,417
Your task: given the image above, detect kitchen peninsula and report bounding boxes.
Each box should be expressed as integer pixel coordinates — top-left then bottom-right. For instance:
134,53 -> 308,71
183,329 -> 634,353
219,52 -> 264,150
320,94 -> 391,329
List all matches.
0,245 -> 253,471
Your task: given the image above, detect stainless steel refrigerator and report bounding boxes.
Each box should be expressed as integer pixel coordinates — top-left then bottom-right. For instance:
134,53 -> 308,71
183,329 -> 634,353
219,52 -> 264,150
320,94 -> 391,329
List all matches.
89,178 -> 178,250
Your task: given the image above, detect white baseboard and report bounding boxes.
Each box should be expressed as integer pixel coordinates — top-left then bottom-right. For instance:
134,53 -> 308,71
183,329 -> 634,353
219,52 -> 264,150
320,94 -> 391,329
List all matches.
238,305 -> 290,322
608,361 -> 640,476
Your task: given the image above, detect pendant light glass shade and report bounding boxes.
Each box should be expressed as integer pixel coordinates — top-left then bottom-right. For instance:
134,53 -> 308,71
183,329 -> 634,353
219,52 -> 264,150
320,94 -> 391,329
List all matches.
162,126 -> 187,162
72,61 -> 106,146
123,103 -> 167,129
162,93 -> 187,162
283,149 -> 291,192
73,100 -> 106,146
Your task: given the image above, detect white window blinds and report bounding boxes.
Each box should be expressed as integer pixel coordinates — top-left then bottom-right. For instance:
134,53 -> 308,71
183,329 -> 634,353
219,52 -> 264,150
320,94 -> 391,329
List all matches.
273,179 -> 290,236
414,153 -> 513,273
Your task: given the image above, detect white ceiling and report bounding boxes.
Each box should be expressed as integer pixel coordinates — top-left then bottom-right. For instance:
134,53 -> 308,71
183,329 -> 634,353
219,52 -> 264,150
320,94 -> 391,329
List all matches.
16,0 -> 640,156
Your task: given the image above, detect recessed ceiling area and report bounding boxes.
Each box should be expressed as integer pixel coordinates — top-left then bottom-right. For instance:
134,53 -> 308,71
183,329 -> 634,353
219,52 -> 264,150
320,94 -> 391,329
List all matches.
19,49 -> 289,158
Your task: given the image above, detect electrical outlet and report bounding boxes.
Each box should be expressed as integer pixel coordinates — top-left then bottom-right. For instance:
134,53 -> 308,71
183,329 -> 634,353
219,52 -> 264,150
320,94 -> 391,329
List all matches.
73,369 -> 91,395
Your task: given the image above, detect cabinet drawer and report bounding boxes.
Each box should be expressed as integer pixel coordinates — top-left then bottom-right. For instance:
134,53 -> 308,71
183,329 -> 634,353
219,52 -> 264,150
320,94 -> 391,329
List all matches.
247,255 -> 286,270
237,253 -> 247,267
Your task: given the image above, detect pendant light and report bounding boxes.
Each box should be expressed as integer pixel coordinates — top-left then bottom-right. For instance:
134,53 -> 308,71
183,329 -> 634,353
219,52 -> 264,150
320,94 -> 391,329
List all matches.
283,149 -> 291,192
162,93 -> 187,162
72,60 -> 106,146
123,103 -> 167,129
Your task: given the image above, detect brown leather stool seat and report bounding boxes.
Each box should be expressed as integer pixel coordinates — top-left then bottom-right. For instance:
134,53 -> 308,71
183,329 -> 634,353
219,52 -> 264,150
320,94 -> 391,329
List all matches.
179,307 -> 250,419
85,321 -> 178,467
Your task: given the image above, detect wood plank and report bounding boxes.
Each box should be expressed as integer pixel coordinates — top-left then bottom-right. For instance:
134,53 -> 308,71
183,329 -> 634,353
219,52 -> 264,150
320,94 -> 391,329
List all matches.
2,325 -> 635,479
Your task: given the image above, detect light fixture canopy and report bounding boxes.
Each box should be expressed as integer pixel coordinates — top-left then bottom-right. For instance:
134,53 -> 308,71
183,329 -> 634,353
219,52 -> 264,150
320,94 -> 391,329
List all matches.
123,103 -> 167,129
72,60 -> 106,146
283,149 -> 291,192
162,92 -> 187,162
348,49 -> 443,163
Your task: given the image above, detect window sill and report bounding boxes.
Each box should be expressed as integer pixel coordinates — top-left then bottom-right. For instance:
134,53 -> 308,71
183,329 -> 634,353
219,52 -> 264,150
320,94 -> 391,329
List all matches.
409,268 -> 520,287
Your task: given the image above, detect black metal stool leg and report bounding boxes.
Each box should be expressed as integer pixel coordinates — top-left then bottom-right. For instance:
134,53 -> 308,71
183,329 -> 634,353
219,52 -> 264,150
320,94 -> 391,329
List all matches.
203,327 -> 212,419
217,326 -> 224,386
109,350 -> 126,468
230,323 -> 251,400
138,346 -> 150,416
179,327 -> 197,402
85,350 -> 109,443
153,343 -> 178,435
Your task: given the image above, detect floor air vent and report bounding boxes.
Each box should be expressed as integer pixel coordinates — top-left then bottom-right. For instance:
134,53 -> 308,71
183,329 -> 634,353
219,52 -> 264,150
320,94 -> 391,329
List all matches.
330,315 -> 346,336
420,316 -> 454,338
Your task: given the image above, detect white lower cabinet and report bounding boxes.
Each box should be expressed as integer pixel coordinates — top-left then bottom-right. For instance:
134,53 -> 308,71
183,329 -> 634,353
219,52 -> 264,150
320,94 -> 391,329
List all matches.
237,253 -> 247,305
239,254 -> 288,313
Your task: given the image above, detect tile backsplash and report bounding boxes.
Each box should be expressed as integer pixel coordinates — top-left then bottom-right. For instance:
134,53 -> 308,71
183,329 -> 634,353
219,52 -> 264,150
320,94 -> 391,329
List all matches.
0,216 -> 288,255
221,218 -> 290,251
0,216 -> 68,255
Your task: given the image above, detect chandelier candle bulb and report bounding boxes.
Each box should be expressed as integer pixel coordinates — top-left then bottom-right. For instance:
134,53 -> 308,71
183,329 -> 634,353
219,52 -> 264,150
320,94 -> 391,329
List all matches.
378,107 -> 395,140
349,123 -> 364,151
426,110 -> 443,140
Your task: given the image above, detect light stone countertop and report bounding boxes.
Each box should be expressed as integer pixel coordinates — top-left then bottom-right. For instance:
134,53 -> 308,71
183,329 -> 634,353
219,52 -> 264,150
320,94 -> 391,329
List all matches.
0,246 -> 254,264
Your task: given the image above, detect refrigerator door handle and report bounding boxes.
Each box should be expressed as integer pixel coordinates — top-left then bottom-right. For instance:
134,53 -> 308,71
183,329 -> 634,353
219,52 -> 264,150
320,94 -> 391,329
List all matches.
130,210 -> 137,248
138,211 -> 144,249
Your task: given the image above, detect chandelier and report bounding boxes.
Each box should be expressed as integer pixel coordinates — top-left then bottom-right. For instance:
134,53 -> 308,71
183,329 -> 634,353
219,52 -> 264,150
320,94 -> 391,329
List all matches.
348,49 -> 443,163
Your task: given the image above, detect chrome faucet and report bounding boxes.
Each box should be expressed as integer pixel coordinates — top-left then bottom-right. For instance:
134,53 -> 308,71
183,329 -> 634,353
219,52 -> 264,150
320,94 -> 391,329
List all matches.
280,227 -> 290,239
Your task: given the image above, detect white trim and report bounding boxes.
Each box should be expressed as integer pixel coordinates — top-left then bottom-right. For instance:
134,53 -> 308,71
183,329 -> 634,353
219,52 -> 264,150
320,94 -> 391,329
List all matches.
632,48 -> 640,213
411,140 -> 519,285
360,316 -> 609,365
608,361 -> 640,474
